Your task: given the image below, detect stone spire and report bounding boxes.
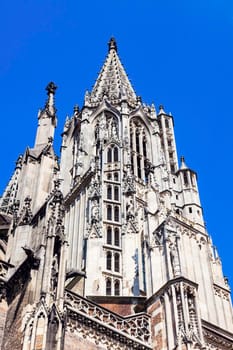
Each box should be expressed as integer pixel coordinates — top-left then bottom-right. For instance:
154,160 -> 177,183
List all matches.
87,38 -> 137,106
34,82 -> 57,147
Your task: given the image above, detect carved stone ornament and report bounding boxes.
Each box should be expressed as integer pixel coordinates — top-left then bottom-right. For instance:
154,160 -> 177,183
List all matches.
88,176 -> 101,199
50,254 -> 59,297
91,199 -> 100,224
169,242 -> 181,277
87,200 -> 102,238
65,290 -> 151,348
122,171 -> 136,194
176,323 -> 203,348
153,228 -> 163,247
18,196 -> 33,226
203,328 -> 233,349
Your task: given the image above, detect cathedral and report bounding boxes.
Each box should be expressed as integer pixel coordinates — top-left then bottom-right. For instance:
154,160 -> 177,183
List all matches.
0,38 -> 232,350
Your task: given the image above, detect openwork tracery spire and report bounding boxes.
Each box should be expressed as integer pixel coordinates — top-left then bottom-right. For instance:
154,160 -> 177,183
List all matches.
86,38 -> 137,107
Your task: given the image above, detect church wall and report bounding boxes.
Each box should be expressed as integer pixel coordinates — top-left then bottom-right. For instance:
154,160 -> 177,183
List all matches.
122,232 -> 141,296
17,160 -> 38,205
147,299 -> 166,350
0,299 -> 8,349
88,296 -> 147,316
64,331 -> 106,350
2,280 -> 31,350
9,225 -> 31,267
85,236 -> 105,295
33,155 -> 56,213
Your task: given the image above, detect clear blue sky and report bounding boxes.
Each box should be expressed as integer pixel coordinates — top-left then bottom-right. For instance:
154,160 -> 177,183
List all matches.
0,1 -> 233,288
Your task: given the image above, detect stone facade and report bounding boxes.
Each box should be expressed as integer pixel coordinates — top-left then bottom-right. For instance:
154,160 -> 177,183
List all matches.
0,38 -> 232,349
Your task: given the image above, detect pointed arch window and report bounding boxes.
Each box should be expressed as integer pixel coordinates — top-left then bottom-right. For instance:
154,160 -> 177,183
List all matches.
114,253 -> 120,272
136,130 -> 140,153
165,119 -> 169,128
113,146 -> 119,162
107,205 -> 112,220
106,279 -> 112,295
114,280 -> 120,296
106,252 -> 112,270
143,137 -> 147,158
183,172 -> 188,186
114,186 -> 119,201
114,228 -> 120,247
114,206 -> 120,222
107,227 -> 112,245
114,172 -> 119,182
137,156 -> 141,178
107,148 -> 112,163
107,185 -> 112,199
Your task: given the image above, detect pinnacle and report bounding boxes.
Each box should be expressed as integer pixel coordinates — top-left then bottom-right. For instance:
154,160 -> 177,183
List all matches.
180,156 -> 188,170
46,82 -> 57,95
158,105 -> 166,115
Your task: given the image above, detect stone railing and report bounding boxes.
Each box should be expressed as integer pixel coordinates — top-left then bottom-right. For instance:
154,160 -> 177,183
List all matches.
64,290 -> 151,346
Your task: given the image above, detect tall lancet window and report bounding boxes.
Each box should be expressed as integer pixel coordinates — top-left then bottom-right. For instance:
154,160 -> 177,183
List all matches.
106,252 -> 112,270
107,205 -> 112,220
106,279 -> 111,295
114,146 -> 119,162
107,185 -> 112,199
107,227 -> 112,245
114,280 -> 120,296
130,119 -> 149,181
107,148 -> 112,163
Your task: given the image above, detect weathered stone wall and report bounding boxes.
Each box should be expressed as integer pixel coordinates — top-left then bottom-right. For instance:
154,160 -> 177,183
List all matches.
0,299 -> 8,349
64,331 -> 106,350
147,299 -> 166,350
2,291 -> 26,350
97,302 -> 133,316
2,272 -> 32,350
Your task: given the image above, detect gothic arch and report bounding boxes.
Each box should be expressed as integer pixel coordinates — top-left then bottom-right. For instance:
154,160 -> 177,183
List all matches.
93,109 -> 121,146
90,98 -> 121,125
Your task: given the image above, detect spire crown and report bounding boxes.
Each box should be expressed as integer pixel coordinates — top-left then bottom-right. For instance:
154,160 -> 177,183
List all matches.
46,82 -> 57,95
87,39 -> 137,107
108,37 -> 117,52
44,82 -> 57,117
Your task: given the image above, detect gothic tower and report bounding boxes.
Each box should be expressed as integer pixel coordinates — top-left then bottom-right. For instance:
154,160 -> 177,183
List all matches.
0,38 -> 232,350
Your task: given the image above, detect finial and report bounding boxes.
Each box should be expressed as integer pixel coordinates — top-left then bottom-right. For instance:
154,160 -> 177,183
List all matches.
158,104 -> 166,115
74,105 -> 79,115
44,82 -> 57,116
46,82 -> 57,95
137,96 -> 142,104
151,103 -> 157,118
108,37 -> 117,52
180,156 -> 188,169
